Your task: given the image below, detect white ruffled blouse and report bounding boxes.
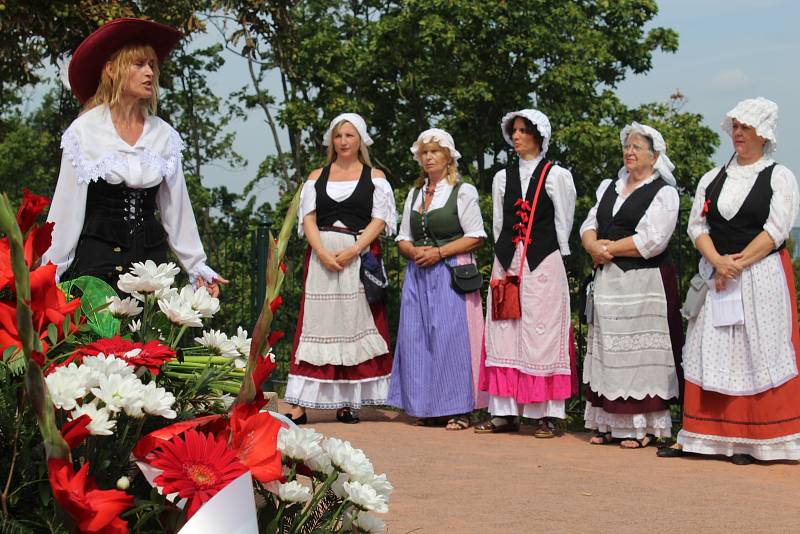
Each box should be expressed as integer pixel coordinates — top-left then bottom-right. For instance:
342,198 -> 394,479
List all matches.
687,157 -> 799,247
492,155 -> 576,255
42,105 -> 217,283
580,172 -> 680,259
297,174 -> 397,237
396,180 -> 487,242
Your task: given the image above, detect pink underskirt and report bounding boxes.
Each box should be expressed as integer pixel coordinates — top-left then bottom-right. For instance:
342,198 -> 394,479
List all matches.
480,365 -> 572,403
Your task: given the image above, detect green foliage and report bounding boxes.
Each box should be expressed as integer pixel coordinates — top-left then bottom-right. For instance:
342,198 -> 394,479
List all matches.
58,276 -> 120,338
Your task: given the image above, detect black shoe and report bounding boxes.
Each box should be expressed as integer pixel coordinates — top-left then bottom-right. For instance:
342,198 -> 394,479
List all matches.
730,454 -> 754,465
656,445 -> 683,458
336,408 -> 360,424
284,412 -> 307,425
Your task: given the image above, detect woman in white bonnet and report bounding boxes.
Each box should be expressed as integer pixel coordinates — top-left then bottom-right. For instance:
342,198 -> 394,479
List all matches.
580,122 -> 683,449
284,113 -> 397,425
475,109 -> 577,437
387,128 -> 487,430
659,97 -> 800,464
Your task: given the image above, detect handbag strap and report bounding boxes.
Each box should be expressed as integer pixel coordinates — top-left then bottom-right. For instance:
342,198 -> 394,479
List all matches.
516,160 -> 552,279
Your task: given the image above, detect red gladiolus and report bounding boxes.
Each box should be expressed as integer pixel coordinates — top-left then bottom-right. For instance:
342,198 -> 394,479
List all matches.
29,263 -> 81,337
266,330 -> 284,349
16,188 -> 50,233
229,404 -> 283,483
149,430 -> 248,519
48,458 -> 133,534
61,415 -> 91,449
269,295 -> 283,314
78,336 -> 175,376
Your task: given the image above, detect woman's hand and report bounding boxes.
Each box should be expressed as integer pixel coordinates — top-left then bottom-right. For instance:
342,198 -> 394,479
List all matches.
317,248 -> 343,272
586,239 -> 614,267
712,253 -> 742,281
414,246 -> 441,268
196,275 -> 230,298
334,244 -> 361,268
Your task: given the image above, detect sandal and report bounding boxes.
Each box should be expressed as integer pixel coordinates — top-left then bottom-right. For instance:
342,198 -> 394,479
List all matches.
589,431 -> 614,445
619,435 -> 654,449
474,416 -> 519,434
445,415 -> 471,431
533,418 -> 559,439
336,408 -> 360,424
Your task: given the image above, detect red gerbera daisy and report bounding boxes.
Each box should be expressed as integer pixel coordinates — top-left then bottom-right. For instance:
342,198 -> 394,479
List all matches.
149,430 -> 248,519
79,336 -> 175,375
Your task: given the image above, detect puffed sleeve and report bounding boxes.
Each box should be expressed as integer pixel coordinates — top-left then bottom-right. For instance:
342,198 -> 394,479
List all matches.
491,169 -> 507,243
631,185 -> 679,258
544,166 -> 576,255
296,180 -> 318,237
395,188 -> 417,242
687,167 -> 720,243
764,165 -> 800,247
579,179 -> 613,237
456,183 -> 487,239
42,152 -> 88,281
156,165 -> 219,284
371,177 -> 397,236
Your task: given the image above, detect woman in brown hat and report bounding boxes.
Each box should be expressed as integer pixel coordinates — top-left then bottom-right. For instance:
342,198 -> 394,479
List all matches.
43,18 -> 227,295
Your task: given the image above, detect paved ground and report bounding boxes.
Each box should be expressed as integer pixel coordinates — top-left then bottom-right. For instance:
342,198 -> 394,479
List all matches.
283,403 -> 800,534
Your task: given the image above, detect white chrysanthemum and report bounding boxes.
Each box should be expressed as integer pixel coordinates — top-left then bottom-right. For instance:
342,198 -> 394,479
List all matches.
323,437 -> 374,482
365,473 -> 393,502
179,285 -> 220,318
353,512 -> 386,533
128,319 -> 141,333
70,401 -> 116,436
82,354 -> 135,379
139,382 -> 177,419
158,294 -> 203,328
331,472 -> 349,499
105,296 -> 143,317
194,330 -> 238,358
90,373 -> 145,416
277,427 -> 325,462
117,260 -> 180,295
45,363 -> 94,411
305,450 -> 334,476
277,480 -> 312,504
343,481 -> 388,513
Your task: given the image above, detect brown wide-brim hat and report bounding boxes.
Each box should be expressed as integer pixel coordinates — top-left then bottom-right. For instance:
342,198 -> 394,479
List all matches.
68,18 -> 182,104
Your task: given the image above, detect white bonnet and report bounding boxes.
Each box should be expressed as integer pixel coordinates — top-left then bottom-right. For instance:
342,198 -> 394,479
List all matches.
619,121 -> 676,186
322,112 -> 374,147
721,97 -> 778,155
410,128 -> 462,164
500,109 -> 552,155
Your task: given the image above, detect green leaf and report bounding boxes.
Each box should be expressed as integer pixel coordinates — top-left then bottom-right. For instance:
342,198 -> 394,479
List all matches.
46,323 -> 58,345
59,276 -> 120,338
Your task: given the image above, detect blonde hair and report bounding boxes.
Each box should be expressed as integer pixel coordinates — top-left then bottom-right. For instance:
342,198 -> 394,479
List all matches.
84,43 -> 160,115
325,121 -> 373,166
414,142 -> 459,188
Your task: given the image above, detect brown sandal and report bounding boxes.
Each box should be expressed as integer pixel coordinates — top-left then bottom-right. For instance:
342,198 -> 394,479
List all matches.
533,418 -> 558,439
473,416 -> 519,434
445,415 -> 471,431
589,431 -> 614,445
619,435 -> 654,449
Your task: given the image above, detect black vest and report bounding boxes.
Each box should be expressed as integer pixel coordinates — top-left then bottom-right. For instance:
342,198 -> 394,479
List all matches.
314,164 -> 374,232
596,177 -> 671,271
705,163 -> 783,256
495,159 -> 558,271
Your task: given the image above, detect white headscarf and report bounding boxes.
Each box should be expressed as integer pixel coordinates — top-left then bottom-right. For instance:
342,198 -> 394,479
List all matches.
410,128 -> 462,164
619,122 -> 676,186
500,109 -> 552,155
322,112 -> 374,147
721,97 -> 778,155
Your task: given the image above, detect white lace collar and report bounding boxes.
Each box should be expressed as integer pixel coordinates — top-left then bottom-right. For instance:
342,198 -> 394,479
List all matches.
726,156 -> 775,181
60,105 -> 184,185
518,154 -> 544,175
614,172 -> 660,197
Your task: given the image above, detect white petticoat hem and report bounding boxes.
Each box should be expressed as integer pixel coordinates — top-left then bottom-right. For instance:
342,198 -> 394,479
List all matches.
488,396 -> 565,419
677,430 -> 800,460
294,330 -> 388,367
284,374 -> 390,409
584,404 -> 672,439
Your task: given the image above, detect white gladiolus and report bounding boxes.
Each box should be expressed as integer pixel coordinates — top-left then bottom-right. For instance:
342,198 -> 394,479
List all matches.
139,382 -> 177,419
331,472 -> 349,499
71,402 -> 116,436
230,326 -> 252,368
158,295 -> 203,328
353,512 -> 386,533
194,330 -> 239,358
117,260 -> 180,295
305,450 -> 334,476
365,473 -> 393,502
90,373 -> 145,416
179,285 -> 220,318
277,480 -> 312,504
323,438 -> 374,482
343,481 -> 388,513
45,363 -> 94,411
105,296 -> 142,317
277,427 -> 325,462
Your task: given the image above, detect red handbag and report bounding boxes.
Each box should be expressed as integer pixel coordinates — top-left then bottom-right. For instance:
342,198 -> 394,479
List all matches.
491,161 -> 552,321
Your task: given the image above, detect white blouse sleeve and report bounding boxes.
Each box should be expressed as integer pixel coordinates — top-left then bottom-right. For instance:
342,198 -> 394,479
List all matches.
764,165 -> 800,247
43,152 -> 88,281
687,168 -> 720,244
456,183 -> 487,239
395,188 -> 417,242
545,166 -> 576,255
631,185 -> 680,258
579,179 -> 613,237
491,169 -> 507,243
296,180 -> 318,237
156,166 -> 218,284
371,177 -> 397,236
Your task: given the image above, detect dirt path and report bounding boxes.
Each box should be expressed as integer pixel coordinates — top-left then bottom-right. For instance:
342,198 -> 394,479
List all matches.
284,404 -> 800,534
